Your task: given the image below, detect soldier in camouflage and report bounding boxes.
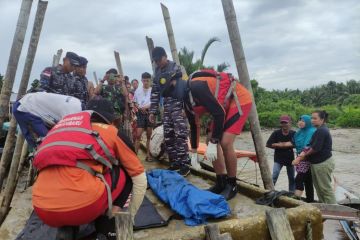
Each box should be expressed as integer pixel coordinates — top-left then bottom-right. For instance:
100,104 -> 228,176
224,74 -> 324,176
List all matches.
94,68 -> 126,127
149,47 -> 190,176
39,52 -> 80,95
73,56 -> 89,109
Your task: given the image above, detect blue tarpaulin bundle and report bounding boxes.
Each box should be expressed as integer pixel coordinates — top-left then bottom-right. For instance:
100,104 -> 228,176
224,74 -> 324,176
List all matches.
147,169 -> 231,226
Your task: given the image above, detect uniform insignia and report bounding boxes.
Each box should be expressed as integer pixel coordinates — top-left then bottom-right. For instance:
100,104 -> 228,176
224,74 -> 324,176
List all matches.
160,78 -> 166,85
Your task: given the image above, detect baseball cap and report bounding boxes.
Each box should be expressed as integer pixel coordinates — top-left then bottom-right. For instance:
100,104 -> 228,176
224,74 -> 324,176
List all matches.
65,52 -> 80,66
152,47 -> 167,61
86,99 -> 115,123
279,115 -> 291,123
78,56 -> 88,67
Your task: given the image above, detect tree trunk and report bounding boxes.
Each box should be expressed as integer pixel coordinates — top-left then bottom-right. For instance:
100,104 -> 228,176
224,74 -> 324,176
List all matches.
0,0 -> 48,191
145,36 -> 156,74
0,0 -> 33,132
221,0 -> 274,190
160,3 -> 188,78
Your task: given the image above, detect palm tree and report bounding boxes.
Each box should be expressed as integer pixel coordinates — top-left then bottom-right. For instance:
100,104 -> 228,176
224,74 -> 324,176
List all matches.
178,37 -> 230,75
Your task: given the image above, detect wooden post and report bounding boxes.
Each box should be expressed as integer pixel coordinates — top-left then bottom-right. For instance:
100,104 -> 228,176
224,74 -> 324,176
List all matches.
114,51 -> 133,142
0,133 -> 25,225
205,224 -> 233,240
0,0 -> 48,191
93,71 -> 99,85
145,36 -> 156,74
221,0 -> 274,190
0,0 -> 33,132
114,211 -> 133,240
160,3 -> 188,78
52,54 -> 57,67
16,142 -> 28,180
55,49 -> 63,65
114,51 -> 124,76
265,208 -> 295,240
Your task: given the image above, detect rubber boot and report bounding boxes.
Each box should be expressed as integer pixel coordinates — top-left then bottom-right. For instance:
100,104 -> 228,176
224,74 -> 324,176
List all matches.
207,174 -> 227,194
220,177 -> 238,200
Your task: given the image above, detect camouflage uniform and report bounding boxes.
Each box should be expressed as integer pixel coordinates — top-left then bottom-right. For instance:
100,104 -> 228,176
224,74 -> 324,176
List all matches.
39,66 -> 74,95
72,74 -> 89,109
100,84 -> 126,118
150,60 -> 189,167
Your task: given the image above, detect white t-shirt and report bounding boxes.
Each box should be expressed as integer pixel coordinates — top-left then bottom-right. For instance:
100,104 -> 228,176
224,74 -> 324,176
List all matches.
134,87 -> 152,108
18,92 -> 82,126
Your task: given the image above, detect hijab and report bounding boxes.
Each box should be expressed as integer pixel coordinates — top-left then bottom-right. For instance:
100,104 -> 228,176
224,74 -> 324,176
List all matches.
294,115 -> 316,154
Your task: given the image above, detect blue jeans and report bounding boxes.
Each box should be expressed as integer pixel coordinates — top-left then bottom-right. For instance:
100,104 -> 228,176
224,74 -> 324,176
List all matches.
272,162 -> 295,192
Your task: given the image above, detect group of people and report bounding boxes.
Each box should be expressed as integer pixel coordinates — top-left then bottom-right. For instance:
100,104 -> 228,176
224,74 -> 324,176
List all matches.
11,46 -> 336,238
267,111 -> 336,204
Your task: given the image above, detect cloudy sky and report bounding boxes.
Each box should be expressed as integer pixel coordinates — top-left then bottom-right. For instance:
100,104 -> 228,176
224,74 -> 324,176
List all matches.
0,0 -> 359,91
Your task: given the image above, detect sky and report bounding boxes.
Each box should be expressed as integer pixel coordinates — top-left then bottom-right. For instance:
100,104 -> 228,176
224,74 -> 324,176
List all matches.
0,0 -> 359,92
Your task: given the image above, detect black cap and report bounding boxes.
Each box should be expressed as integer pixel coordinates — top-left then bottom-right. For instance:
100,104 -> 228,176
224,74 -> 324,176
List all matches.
106,68 -> 118,75
65,52 -> 80,66
152,47 -> 167,61
86,98 -> 115,123
78,56 -> 88,67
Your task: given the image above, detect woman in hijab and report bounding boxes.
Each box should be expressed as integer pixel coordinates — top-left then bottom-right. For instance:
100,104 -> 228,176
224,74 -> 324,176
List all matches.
293,115 -> 316,202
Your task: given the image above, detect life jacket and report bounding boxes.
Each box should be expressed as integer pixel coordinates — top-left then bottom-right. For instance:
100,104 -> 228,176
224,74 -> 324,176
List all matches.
188,69 -> 243,116
33,110 -> 118,217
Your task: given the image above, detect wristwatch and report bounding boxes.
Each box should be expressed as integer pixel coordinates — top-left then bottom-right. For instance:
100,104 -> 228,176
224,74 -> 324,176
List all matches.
209,138 -> 219,144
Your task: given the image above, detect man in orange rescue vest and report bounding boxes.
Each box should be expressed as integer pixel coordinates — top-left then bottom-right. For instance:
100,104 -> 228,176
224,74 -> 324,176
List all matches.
184,70 -> 252,200
32,99 -> 147,237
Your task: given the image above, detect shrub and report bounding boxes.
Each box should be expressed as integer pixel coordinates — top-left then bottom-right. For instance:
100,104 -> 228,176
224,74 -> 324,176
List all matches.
336,108 -> 360,128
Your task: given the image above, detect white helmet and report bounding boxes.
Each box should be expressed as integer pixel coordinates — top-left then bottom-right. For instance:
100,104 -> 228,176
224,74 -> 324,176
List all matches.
149,125 -> 165,158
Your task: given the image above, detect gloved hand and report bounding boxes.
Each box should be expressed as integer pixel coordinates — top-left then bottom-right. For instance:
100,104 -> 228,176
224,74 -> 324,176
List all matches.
205,142 -> 218,162
190,152 -> 201,169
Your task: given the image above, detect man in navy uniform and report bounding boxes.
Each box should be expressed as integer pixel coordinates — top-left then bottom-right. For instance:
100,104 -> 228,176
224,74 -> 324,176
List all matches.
73,56 -> 89,109
39,51 -> 80,95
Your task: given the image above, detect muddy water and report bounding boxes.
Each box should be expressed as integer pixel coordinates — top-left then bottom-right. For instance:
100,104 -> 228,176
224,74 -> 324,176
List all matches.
232,128 -> 360,240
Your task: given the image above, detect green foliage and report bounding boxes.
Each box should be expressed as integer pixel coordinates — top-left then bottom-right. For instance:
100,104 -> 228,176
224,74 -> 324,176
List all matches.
336,108 -> 360,127
179,37 -> 229,75
253,80 -> 360,128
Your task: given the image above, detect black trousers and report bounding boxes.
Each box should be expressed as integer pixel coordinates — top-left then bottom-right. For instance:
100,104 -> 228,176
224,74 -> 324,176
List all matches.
295,170 -> 314,202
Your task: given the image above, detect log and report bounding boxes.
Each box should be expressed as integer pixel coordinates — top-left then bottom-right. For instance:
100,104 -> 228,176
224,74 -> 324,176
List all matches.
0,0 -> 33,132
265,208 -> 295,240
115,211 -> 133,240
221,0 -> 274,190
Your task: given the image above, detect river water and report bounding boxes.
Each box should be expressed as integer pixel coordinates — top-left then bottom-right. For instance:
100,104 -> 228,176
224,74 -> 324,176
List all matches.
232,128 -> 360,240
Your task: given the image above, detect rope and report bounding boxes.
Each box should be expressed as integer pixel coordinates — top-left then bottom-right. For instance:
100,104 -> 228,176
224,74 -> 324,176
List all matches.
306,220 -> 312,240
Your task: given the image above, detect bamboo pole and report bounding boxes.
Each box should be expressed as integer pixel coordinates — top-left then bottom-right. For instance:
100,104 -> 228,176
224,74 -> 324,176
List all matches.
0,0 -> 33,132
145,36 -> 156,74
221,0 -> 274,190
52,54 -> 57,67
0,0 -> 48,191
55,49 -> 63,66
93,71 -> 99,85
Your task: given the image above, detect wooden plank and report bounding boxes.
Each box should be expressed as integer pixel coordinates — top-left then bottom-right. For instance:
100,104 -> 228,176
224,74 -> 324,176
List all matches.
115,211 -> 133,240
312,203 -> 360,221
266,208 -> 295,240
